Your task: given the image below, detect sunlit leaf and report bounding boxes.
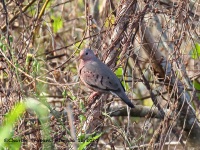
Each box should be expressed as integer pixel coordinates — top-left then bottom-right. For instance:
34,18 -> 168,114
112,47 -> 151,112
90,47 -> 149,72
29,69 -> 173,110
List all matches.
25,53 -> 33,66
105,15 -> 115,28
115,67 -> 130,89
0,103 -> 26,148
115,67 -> 123,77
190,43 -> 200,59
143,98 -> 153,106
78,133 -> 102,150
51,15 -> 63,33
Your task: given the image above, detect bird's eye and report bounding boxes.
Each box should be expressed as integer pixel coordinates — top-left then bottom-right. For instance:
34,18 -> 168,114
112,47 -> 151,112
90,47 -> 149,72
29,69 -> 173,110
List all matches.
86,52 -> 88,55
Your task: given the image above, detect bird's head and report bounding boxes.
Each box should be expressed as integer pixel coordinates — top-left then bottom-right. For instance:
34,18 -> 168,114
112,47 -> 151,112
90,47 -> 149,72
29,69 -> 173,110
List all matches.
79,48 -> 95,61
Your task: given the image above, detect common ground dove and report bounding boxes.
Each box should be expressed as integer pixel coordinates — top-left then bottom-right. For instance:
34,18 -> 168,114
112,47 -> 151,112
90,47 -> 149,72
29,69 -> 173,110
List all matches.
78,48 -> 134,108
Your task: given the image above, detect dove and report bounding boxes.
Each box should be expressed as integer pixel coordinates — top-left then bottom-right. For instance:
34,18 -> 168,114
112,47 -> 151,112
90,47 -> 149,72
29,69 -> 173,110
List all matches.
78,48 -> 134,108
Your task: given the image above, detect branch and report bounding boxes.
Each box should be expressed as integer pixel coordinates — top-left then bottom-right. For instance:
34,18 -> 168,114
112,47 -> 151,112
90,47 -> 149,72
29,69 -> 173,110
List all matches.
105,0 -> 137,66
108,105 -> 171,119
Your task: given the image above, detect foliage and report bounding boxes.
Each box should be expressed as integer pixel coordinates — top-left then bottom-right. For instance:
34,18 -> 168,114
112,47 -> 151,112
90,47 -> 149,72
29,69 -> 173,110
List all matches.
190,43 -> 200,59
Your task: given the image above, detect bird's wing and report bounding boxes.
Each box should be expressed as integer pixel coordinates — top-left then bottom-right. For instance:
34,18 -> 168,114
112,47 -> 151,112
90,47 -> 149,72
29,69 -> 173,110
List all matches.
80,60 -> 121,92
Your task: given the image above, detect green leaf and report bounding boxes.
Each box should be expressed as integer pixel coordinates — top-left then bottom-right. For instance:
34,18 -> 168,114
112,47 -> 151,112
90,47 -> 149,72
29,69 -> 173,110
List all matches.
78,133 -> 102,150
9,36 -> 13,43
143,98 -> 153,106
32,60 -> 40,75
0,103 -> 26,148
79,100 -> 86,112
115,67 -> 123,77
25,98 -> 51,148
2,45 -> 6,51
52,15 -> 63,33
105,15 -> 115,28
78,133 -> 86,142
190,43 -> 200,59
79,115 -> 86,123
4,137 -> 21,150
66,90 -> 76,101
46,0 -> 52,9
25,53 -> 33,66
115,67 -> 130,90
0,42 -> 3,48
62,89 -> 67,97
74,42 -> 84,50
193,80 -> 200,90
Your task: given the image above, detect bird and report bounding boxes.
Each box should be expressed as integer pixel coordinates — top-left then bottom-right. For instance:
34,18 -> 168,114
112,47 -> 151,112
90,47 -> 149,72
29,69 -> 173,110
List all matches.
78,48 -> 134,108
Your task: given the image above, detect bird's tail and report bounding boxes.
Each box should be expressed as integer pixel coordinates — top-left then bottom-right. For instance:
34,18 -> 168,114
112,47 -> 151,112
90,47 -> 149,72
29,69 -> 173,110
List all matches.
116,91 -> 135,108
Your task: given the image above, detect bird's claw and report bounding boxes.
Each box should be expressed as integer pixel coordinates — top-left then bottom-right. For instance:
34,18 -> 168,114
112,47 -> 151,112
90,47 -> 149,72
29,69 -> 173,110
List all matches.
88,91 -> 101,106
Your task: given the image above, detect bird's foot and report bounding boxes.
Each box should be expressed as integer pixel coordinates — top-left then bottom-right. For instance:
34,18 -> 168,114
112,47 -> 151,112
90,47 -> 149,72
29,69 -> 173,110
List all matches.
88,91 -> 101,101
87,92 -> 101,107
